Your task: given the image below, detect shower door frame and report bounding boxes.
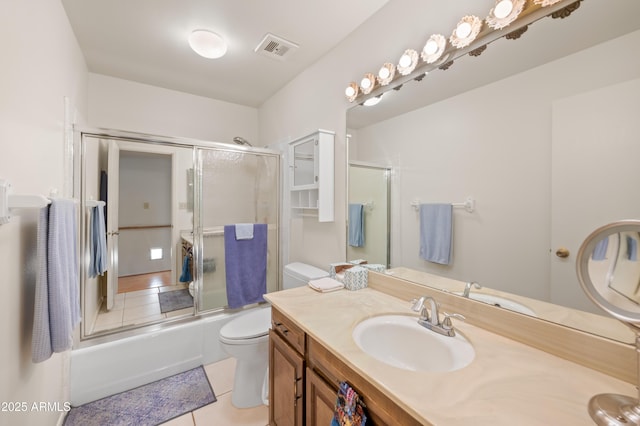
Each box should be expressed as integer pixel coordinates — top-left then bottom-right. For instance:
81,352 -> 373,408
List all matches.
74,127 -> 281,343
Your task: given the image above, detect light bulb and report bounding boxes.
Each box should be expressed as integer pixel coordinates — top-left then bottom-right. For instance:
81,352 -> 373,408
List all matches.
424,39 -> 439,55
455,22 -> 472,39
345,86 -> 356,97
399,54 -> 412,68
378,67 -> 390,79
494,0 -> 514,19
360,77 -> 372,89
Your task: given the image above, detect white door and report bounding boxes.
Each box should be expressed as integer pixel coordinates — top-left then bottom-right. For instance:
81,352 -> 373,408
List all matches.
106,140 -> 120,310
550,79 -> 640,314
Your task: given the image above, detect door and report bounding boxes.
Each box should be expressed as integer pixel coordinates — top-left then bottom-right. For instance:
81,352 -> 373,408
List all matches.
269,330 -> 304,426
306,367 -> 337,426
106,140 -> 120,310
551,79 -> 640,313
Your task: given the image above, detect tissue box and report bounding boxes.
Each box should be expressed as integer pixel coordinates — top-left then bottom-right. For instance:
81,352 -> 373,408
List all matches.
329,262 -> 353,280
343,266 -> 368,291
362,264 -> 385,273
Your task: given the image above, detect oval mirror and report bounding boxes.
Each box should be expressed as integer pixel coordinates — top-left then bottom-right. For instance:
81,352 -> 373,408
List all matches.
577,220 -> 640,326
576,220 -> 640,425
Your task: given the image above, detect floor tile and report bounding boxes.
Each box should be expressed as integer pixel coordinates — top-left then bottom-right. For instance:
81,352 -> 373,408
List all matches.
122,303 -> 163,322
204,357 -> 236,396
124,293 -> 161,308
192,392 -> 268,426
161,413 -> 195,426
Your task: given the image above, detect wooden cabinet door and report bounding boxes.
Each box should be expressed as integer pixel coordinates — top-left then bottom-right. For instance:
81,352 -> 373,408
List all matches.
306,367 -> 337,426
269,330 -> 304,426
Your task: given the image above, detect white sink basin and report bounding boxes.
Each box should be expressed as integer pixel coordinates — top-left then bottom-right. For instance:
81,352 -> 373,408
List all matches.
459,293 -> 536,317
352,315 -> 475,372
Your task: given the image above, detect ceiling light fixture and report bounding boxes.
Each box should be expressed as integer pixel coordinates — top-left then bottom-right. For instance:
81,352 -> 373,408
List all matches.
363,94 -> 383,107
421,34 -> 447,64
188,29 -> 227,59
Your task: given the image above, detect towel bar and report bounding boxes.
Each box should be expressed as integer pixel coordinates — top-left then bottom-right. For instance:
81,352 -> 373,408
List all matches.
410,196 -> 475,213
0,179 -> 53,225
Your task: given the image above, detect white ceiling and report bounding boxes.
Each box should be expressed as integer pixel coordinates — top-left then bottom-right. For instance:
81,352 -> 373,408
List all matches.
61,0 -> 390,107
62,0 -> 640,114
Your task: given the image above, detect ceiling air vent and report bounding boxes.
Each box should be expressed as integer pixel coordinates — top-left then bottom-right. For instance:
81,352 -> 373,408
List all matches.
254,33 -> 299,61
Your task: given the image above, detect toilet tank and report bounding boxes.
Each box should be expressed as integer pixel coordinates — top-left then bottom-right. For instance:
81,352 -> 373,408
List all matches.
283,262 -> 329,290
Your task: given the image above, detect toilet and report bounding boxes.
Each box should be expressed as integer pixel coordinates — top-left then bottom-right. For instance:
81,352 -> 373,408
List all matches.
218,262 -> 329,408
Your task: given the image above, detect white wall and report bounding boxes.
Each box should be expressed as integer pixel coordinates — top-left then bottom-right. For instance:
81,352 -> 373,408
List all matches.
0,1 -> 88,425
88,73 -> 259,145
350,31 -> 640,302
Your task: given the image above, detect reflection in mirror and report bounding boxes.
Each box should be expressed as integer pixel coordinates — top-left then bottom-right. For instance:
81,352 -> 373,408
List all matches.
601,232 -> 640,305
347,162 -> 390,267
346,0 -> 640,344
576,221 -> 640,425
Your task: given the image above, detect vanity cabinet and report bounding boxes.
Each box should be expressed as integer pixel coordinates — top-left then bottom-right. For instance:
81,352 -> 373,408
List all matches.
269,307 -> 422,426
289,130 -> 334,222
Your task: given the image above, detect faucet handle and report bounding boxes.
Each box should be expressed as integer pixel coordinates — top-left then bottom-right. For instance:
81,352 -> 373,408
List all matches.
441,312 -> 466,331
410,296 -> 425,312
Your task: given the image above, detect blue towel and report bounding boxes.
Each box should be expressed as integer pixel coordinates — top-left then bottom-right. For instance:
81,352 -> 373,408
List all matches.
32,199 -> 80,363
224,224 -> 268,309
348,204 -> 365,247
592,236 -> 609,261
419,203 -> 453,265
88,205 -> 107,278
179,254 -> 192,282
627,235 -> 638,261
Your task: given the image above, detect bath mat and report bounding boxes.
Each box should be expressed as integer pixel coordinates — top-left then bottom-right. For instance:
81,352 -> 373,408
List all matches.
158,289 -> 194,313
64,366 -> 216,426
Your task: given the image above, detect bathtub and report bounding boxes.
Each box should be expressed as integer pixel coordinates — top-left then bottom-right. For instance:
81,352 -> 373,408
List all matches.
69,309 -> 246,406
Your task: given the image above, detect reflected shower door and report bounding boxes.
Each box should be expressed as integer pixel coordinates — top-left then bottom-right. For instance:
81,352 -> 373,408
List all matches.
197,147 -> 279,312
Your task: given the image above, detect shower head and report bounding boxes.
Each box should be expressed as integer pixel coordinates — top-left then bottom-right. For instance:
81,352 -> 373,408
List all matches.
233,137 -> 252,147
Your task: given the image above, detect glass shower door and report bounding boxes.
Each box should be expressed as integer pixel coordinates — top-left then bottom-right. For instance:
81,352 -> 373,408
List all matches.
195,147 -> 280,312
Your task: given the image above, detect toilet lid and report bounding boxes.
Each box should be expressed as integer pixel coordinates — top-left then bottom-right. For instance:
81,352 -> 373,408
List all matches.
220,307 -> 271,340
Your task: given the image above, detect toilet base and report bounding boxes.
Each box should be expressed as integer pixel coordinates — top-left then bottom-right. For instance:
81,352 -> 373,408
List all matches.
230,354 -> 268,408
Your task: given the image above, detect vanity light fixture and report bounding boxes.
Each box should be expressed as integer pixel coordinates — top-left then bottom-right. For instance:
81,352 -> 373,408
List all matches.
450,16 -> 482,49
377,63 -> 396,86
345,82 -> 359,102
486,0 -> 525,30
188,29 -> 227,59
421,34 -> 447,64
397,49 -> 419,76
360,73 -> 377,95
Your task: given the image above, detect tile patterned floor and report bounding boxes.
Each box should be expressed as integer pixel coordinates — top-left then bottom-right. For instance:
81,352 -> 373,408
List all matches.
162,357 -> 269,426
92,284 -> 193,333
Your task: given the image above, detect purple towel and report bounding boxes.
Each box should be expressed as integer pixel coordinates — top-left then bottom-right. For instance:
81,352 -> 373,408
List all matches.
224,224 -> 268,309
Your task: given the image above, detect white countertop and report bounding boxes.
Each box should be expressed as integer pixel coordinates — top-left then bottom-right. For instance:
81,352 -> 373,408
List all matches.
265,285 -> 636,425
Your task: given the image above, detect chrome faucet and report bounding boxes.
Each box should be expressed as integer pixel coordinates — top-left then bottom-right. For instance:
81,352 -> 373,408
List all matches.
410,296 -> 465,337
462,281 -> 482,298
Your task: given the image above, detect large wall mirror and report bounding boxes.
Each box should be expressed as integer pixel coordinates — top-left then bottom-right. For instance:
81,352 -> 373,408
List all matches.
347,0 -> 640,344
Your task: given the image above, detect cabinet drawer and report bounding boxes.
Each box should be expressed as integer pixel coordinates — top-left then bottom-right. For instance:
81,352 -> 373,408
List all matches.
272,307 -> 306,355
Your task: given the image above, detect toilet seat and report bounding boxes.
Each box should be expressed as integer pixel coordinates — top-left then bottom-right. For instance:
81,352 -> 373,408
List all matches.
220,307 -> 271,343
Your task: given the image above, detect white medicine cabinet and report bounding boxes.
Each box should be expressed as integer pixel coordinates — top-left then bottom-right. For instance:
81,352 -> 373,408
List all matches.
289,129 -> 334,222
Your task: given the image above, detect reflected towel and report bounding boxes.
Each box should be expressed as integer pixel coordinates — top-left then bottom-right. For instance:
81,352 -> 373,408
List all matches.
628,235 -> 638,261
348,204 -> 365,247
331,381 -> 368,426
88,205 -> 107,278
592,237 -> 609,261
224,224 -> 267,309
235,223 -> 254,240
419,203 -> 453,265
179,254 -> 192,282
32,199 -> 80,363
